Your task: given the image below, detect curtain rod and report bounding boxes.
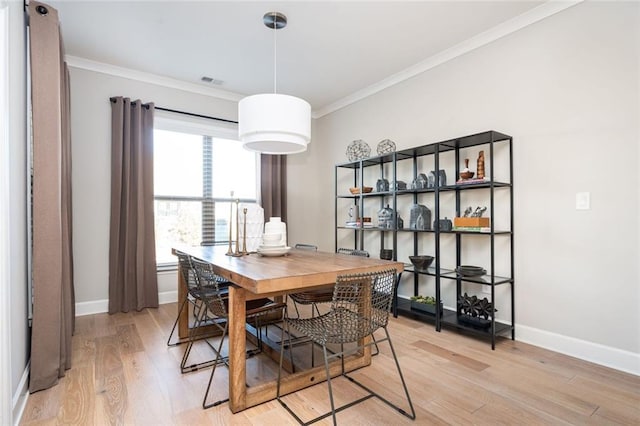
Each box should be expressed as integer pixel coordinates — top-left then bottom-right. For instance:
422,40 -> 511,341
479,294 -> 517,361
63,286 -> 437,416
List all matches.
109,98 -> 238,124
156,107 -> 238,125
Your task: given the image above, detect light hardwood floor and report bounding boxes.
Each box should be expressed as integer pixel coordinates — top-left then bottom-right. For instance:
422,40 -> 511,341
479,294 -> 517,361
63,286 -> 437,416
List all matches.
20,303 -> 640,425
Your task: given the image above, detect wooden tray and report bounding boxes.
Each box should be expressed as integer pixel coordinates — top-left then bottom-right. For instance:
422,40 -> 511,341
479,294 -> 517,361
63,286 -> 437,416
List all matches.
349,186 -> 373,194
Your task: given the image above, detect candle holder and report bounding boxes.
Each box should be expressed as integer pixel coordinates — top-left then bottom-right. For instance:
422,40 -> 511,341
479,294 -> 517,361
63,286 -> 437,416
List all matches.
226,191 -> 234,256
242,208 -> 248,254
231,198 -> 243,256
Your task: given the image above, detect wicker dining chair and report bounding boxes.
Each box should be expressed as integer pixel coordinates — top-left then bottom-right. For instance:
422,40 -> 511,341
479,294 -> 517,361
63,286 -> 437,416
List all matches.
277,269 -> 415,425
183,256 -> 287,408
168,251 -> 230,347
336,247 -> 370,258
289,244 -> 328,318
294,243 -> 318,251
288,247 -> 379,365
290,247 -> 370,318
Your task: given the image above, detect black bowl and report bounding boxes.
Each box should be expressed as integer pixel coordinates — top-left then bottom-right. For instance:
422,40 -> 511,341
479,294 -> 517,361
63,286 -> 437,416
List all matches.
409,255 -> 434,271
456,265 -> 486,277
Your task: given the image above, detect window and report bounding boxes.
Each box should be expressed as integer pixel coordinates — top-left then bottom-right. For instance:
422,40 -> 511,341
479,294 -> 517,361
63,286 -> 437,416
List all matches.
153,112 -> 259,265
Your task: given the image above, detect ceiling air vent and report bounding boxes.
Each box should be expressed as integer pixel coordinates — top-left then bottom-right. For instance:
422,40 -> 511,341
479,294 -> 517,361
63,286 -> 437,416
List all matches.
201,76 -> 223,85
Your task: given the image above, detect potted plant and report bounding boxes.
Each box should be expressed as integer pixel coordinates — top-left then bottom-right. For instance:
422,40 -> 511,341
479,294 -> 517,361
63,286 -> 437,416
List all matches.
410,295 -> 442,316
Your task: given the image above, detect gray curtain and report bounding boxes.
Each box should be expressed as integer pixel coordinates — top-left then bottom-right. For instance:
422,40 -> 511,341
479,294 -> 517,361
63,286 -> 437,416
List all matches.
260,154 -> 287,223
108,97 -> 158,313
28,1 -> 75,393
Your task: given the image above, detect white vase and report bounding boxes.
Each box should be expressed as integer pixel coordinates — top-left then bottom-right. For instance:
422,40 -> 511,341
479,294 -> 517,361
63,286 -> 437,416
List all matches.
264,217 -> 287,247
238,203 -> 264,253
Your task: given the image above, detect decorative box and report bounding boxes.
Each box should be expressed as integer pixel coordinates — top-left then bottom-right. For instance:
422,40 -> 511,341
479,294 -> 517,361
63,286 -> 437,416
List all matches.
453,217 -> 490,227
434,218 -> 453,231
392,180 -> 407,190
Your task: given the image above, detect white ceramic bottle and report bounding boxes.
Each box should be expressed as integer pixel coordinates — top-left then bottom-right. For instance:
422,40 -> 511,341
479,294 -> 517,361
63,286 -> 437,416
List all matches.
264,217 -> 287,247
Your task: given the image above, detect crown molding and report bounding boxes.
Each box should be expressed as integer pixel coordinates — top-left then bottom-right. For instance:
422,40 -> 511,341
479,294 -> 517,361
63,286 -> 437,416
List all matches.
313,0 -> 583,119
65,55 -> 244,103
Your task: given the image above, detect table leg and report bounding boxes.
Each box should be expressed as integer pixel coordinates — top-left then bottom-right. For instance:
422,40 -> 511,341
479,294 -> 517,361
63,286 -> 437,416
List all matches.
228,285 -> 247,413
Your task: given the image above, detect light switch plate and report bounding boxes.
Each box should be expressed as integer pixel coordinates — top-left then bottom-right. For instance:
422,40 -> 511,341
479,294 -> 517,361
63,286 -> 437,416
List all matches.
576,192 -> 590,210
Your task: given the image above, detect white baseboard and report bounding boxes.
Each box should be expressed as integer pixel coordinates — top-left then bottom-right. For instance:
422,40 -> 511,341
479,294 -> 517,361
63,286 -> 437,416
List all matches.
158,290 -> 178,305
517,324 -> 640,376
75,299 -> 108,316
12,362 -> 29,426
75,290 -> 178,317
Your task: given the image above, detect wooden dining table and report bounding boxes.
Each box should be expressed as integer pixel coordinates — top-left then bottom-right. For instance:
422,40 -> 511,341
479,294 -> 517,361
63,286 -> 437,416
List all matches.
173,245 -> 403,413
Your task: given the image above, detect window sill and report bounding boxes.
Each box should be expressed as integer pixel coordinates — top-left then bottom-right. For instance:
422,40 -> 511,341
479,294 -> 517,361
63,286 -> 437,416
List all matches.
157,263 -> 178,273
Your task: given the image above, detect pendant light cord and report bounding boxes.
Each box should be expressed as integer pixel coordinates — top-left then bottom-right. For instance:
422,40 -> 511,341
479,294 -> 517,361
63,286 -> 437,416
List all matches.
273,11 -> 277,94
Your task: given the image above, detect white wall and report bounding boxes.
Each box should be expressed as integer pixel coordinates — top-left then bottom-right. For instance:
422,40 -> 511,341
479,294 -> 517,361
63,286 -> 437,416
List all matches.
301,2 -> 639,371
285,118 -> 325,249
69,68 -> 238,307
5,0 -> 29,420
0,5 -> 9,421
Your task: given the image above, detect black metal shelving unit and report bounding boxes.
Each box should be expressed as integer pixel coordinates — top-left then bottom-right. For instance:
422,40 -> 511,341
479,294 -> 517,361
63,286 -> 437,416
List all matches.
334,130 -> 514,349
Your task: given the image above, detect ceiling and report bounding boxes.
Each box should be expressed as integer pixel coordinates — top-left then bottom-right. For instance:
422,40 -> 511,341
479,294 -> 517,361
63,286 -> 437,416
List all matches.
47,1 -> 548,115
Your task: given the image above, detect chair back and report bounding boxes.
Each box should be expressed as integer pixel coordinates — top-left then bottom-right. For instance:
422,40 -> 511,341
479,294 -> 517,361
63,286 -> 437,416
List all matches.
329,269 -> 396,343
337,248 -> 370,257
295,243 -> 318,251
190,257 -> 228,318
176,251 -> 199,293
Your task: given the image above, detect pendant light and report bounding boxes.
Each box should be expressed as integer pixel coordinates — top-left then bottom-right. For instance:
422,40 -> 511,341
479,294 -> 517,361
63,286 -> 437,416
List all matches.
239,12 -> 311,155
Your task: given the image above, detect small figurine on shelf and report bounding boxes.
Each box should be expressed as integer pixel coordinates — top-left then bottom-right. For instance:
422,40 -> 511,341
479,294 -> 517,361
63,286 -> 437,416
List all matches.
376,178 -> 389,192
477,150 -> 485,180
459,159 -> 474,180
471,206 -> 487,217
377,204 -> 394,229
345,206 -> 359,228
409,204 -> 431,230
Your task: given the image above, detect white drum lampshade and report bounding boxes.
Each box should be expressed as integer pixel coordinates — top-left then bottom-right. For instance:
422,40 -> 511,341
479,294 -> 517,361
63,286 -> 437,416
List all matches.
239,93 -> 311,155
